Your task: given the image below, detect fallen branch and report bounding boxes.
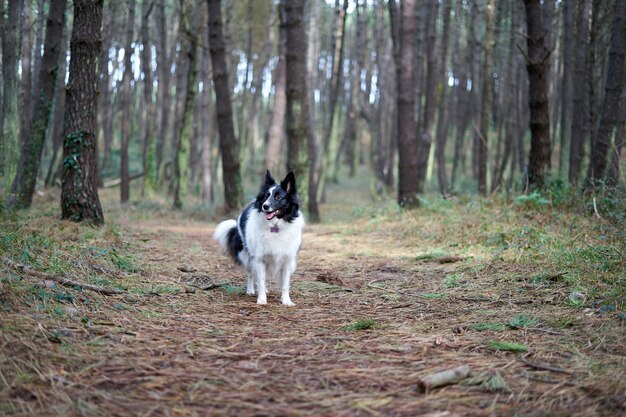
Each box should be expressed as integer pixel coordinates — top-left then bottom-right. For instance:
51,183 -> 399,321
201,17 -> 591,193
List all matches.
520,353 -> 571,374
417,365 -> 471,392
103,172 -> 144,188
2,256 -> 123,295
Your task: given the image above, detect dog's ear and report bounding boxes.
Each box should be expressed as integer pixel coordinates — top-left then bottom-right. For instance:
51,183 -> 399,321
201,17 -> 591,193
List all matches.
281,172 -> 297,194
264,169 -> 275,186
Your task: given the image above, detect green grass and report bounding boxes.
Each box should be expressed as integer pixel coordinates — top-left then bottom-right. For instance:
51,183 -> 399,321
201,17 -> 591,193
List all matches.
488,340 -> 528,352
341,319 -> 376,331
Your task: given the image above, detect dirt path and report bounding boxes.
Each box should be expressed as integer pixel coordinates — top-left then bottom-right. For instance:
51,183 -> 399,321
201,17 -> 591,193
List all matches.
69,214 -> 624,416
2,205 -> 624,416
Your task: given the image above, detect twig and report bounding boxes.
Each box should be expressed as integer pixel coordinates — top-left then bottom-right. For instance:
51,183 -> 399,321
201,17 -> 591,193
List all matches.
417,365 -> 472,392
2,256 -> 123,295
520,353 -> 571,374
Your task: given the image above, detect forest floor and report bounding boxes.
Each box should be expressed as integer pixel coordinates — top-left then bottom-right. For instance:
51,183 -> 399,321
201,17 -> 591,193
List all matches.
1,175 -> 625,416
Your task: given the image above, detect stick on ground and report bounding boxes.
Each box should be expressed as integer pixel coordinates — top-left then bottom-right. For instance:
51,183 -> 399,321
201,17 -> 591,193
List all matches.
417,365 -> 472,392
2,256 -> 124,295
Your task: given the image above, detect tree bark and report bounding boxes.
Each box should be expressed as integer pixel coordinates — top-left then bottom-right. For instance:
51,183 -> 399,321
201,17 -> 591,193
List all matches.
524,0 -> 552,190
20,3 -> 33,147
1,0 -> 24,185
434,0 -> 452,195
391,0 -> 420,208
281,0 -> 311,214
417,0 -> 438,192
478,0 -> 495,195
311,0 -> 348,210
173,0 -> 201,209
264,23 -> 287,175
568,0 -> 592,186
207,0 -> 242,212
558,0 -> 575,178
584,0 -> 626,190
120,0 -> 136,203
8,0 -> 68,209
141,0 -> 157,194
61,0 -> 105,225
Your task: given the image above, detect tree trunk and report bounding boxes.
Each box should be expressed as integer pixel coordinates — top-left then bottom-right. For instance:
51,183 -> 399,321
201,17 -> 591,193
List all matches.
568,0 -> 592,186
584,0 -> 626,190
434,0 -> 452,195
61,0 -> 105,225
559,0 -> 575,178
391,0 -> 420,208
264,23 -> 287,175
281,0 -> 311,213
207,0 -> 242,212
45,18 -> 70,188
8,0 -> 68,209
200,20 -> 214,205
524,0 -> 552,190
1,0 -> 24,186
311,0 -> 348,210
173,0 -> 201,209
120,0 -> 136,203
478,0 -> 495,195
417,0 -> 438,192
156,0 -> 173,183
141,0 -> 157,194
20,3 -> 33,148
97,0 -> 118,180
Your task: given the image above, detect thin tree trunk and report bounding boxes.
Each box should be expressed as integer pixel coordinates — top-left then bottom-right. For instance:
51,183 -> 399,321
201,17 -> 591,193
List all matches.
569,0 -> 592,186
97,0 -> 118,180
417,0 -> 438,192
1,0 -> 24,185
264,24 -> 287,175
8,0 -> 68,209
45,17 -> 70,188
61,0 -> 105,224
584,0 -> 626,190
478,0 -> 495,195
207,0 -> 242,212
173,0 -> 201,209
20,3 -> 33,147
120,0 -> 136,203
311,0 -> 348,209
141,0 -> 157,194
281,0 -> 311,213
434,0 -> 452,195
559,0 -> 575,178
391,0 -> 420,208
200,14 -> 214,205
156,0 -> 173,183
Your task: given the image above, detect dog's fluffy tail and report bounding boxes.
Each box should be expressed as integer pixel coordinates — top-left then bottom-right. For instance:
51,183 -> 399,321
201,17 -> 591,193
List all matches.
213,219 -> 242,262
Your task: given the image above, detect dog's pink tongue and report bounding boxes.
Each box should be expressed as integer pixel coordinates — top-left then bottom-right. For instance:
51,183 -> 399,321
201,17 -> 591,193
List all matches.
265,211 -> 277,221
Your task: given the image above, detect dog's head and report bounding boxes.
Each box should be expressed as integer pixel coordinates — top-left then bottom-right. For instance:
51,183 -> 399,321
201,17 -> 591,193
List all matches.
254,170 -> 300,222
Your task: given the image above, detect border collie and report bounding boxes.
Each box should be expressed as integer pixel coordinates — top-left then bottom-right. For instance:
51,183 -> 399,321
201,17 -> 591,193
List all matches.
213,170 -> 304,306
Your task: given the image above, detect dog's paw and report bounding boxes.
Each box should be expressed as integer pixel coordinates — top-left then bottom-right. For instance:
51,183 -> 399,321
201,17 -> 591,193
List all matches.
281,294 -> 295,307
246,289 -> 256,296
256,293 -> 267,305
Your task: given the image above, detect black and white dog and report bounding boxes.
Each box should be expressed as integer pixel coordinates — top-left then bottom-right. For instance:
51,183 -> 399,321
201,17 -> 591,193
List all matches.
213,170 -> 304,306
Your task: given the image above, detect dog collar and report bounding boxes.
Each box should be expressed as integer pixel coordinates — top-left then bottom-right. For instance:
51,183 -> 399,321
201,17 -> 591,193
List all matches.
270,226 -> 279,233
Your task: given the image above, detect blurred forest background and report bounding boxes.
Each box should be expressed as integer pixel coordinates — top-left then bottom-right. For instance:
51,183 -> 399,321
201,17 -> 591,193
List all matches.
0,0 -> 624,222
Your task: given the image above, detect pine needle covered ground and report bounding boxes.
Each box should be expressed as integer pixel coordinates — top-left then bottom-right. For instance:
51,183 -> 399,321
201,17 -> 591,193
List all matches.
1,177 -> 624,416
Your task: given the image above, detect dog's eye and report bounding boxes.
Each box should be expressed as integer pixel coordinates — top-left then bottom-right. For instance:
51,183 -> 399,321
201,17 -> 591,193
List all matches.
275,194 -> 282,201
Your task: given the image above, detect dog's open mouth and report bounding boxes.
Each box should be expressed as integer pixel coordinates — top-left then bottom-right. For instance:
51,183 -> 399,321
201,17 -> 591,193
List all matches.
265,209 -> 282,221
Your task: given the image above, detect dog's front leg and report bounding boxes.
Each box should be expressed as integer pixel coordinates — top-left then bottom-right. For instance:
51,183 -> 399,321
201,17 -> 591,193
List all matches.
253,261 -> 267,305
279,261 -> 296,306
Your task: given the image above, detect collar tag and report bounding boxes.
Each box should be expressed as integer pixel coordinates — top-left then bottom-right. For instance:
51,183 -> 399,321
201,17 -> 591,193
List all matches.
270,226 -> 279,233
